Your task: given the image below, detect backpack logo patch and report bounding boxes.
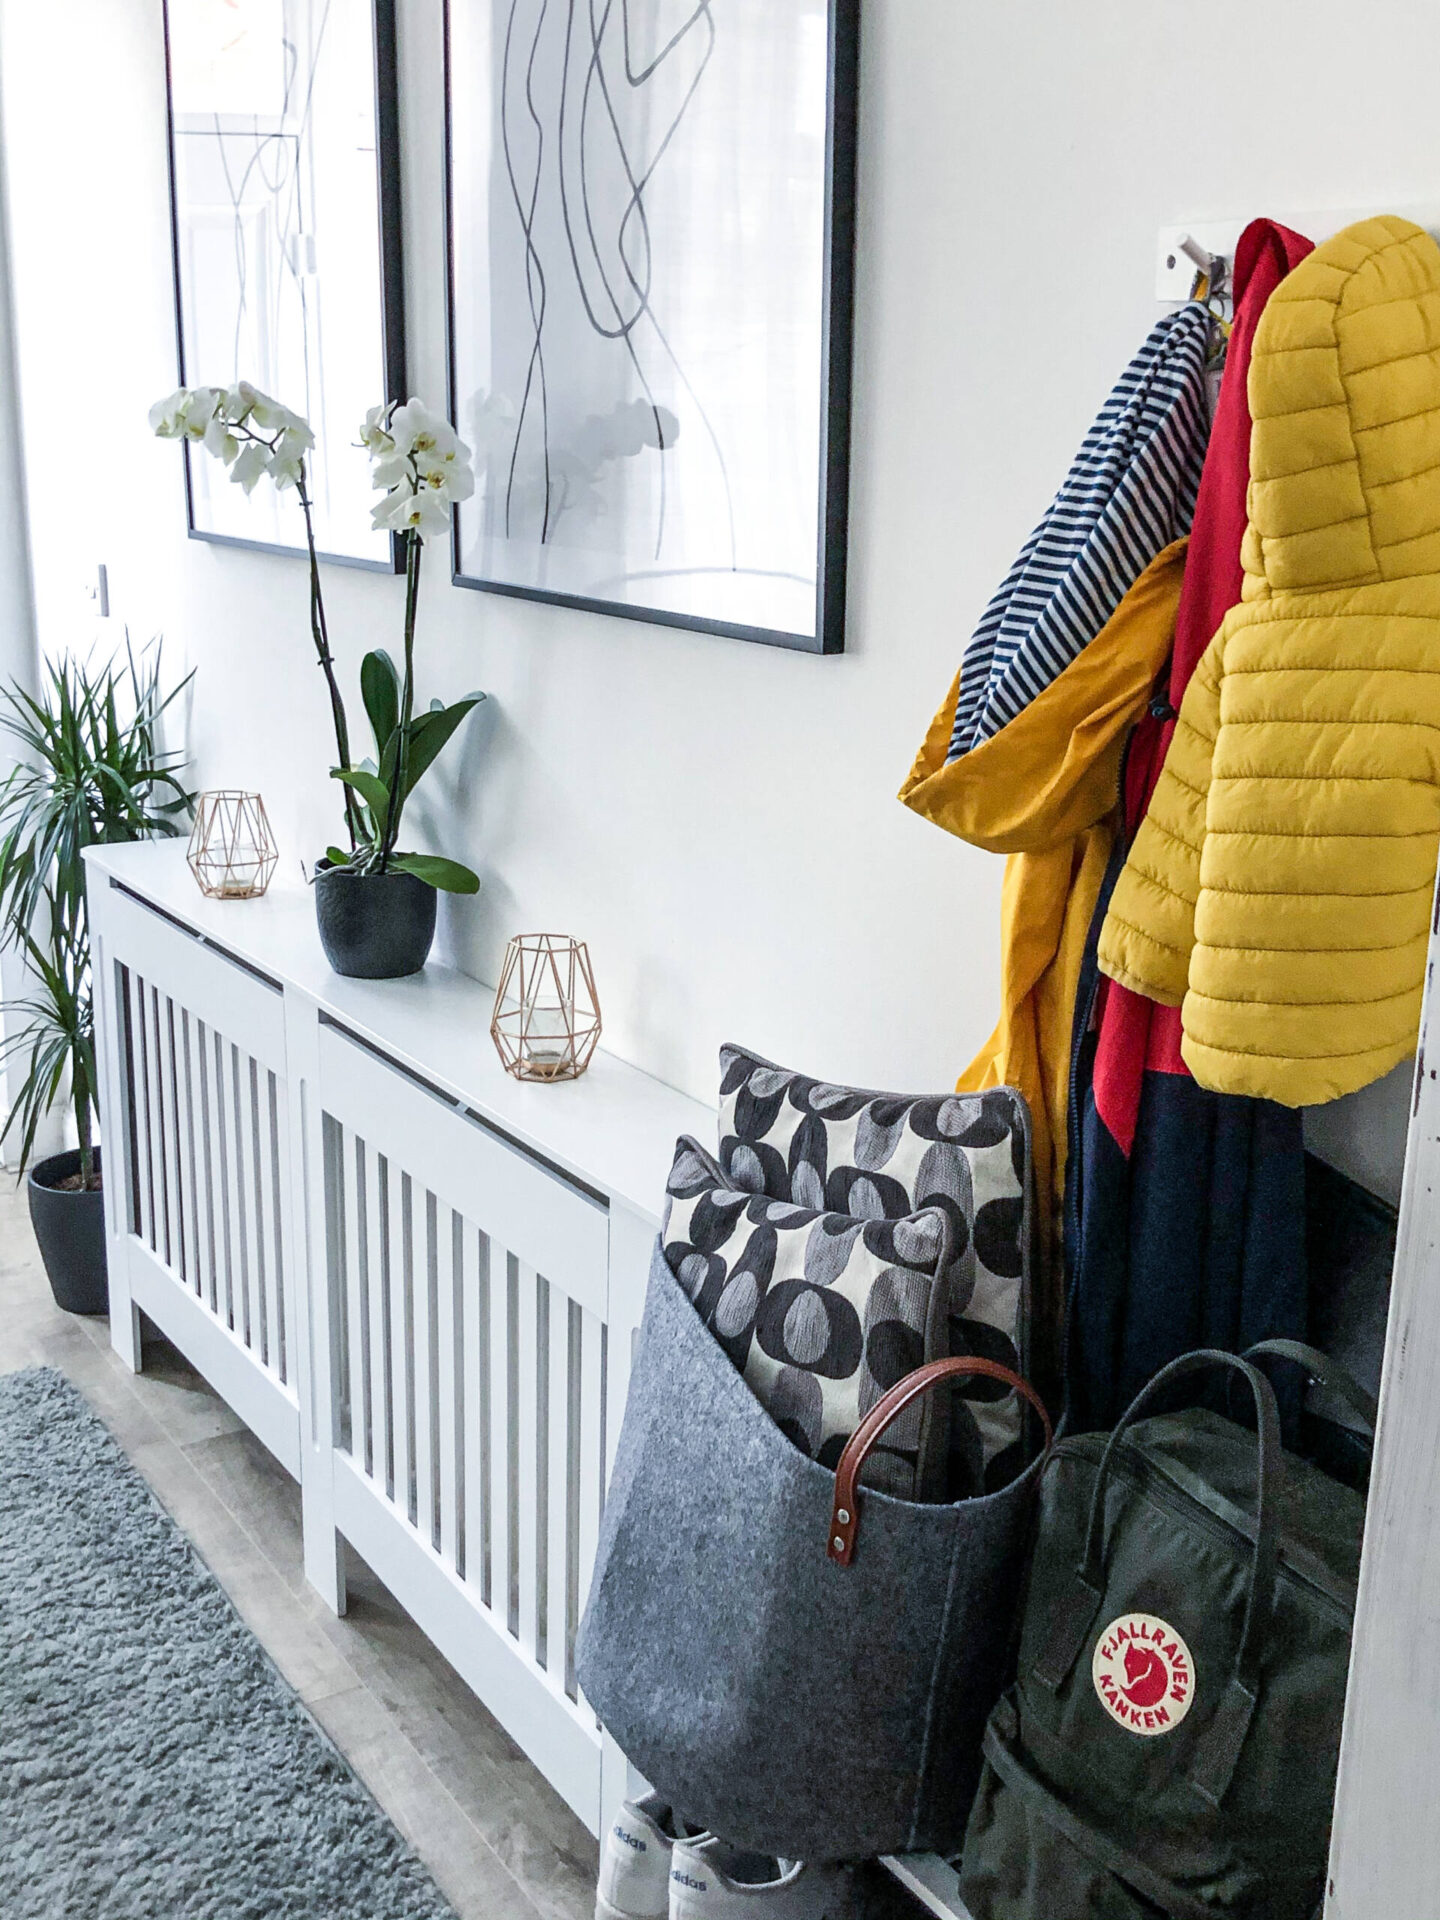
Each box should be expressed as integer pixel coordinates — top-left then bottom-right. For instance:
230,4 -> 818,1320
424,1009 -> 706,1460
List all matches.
1092,1613 -> 1194,1735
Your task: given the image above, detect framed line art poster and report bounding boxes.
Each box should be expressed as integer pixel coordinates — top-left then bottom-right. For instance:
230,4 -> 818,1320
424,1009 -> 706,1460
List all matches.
444,0 -> 859,653
162,0 -> 406,569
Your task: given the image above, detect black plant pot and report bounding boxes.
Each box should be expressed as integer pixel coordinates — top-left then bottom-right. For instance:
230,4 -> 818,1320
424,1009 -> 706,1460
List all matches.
28,1146 -> 108,1316
314,864 -> 438,979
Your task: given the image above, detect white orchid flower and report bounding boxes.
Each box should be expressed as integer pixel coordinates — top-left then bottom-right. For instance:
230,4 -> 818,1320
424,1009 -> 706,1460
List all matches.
359,402 -> 396,455
203,413 -> 240,465
373,485 -> 453,541
368,452 -> 412,493
149,382 -> 314,482
274,422 -> 315,461
229,442 -> 271,494
386,398 -> 461,464
243,385 -> 298,433
269,453 -> 305,491
179,387 -> 222,441
359,394 -> 474,544
148,389 -> 190,439
425,433 -> 473,479
151,380 -> 321,548
417,454 -> 474,503
224,383 -> 257,425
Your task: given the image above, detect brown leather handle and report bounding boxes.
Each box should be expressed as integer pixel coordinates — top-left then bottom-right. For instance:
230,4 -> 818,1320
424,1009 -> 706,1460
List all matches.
827,1358 -> 1054,1566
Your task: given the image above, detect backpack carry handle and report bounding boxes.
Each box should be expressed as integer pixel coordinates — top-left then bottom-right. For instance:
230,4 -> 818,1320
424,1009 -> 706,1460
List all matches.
1033,1349 -> 1284,1807
1244,1338 -> 1378,1440
828,1358 -> 1053,1567
1083,1351 -> 1282,1691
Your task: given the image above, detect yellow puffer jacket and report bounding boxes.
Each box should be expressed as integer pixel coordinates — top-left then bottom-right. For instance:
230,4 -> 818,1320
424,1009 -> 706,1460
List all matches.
1098,215 -> 1440,1106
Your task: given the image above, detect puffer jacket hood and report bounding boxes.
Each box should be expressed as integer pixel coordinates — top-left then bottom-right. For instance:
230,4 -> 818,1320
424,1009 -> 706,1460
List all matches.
1099,214 -> 1440,1105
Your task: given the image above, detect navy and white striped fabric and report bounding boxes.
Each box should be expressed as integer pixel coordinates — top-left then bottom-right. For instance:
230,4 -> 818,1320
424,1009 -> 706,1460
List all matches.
947,303 -> 1213,763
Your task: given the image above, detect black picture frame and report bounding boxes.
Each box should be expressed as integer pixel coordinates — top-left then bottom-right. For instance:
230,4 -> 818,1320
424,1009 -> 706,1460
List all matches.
442,0 -> 859,654
161,0 -> 408,574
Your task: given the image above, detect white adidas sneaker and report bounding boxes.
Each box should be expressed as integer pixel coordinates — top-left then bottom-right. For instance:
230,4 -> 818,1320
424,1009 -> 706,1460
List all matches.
667,1837 -> 859,1920
596,1794 -> 707,1920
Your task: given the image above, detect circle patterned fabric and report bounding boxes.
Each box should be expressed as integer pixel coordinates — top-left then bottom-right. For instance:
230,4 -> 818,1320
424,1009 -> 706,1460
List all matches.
662,1137 -> 955,1499
716,1046 -> 1034,1494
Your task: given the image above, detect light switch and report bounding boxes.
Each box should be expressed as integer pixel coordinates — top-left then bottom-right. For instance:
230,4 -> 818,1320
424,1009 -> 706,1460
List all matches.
82,563 -> 109,617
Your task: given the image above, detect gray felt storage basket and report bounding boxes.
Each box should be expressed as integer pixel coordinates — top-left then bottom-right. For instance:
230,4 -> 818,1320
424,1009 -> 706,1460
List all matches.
575,1241 -> 1050,1863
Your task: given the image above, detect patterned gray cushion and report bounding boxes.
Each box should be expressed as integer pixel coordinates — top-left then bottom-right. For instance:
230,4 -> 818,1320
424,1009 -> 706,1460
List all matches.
661,1138 -> 954,1499
717,1045 -> 1033,1493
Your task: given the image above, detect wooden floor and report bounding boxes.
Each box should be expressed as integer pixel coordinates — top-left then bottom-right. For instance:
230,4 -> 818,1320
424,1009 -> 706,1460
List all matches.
0,1182 -> 921,1919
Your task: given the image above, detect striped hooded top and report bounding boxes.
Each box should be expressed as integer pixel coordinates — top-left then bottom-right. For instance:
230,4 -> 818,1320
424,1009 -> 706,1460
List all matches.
948,302 -> 1213,762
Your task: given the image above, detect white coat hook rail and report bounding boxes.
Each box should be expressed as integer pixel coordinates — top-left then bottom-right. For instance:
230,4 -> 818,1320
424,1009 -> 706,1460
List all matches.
1157,206 -> 1440,308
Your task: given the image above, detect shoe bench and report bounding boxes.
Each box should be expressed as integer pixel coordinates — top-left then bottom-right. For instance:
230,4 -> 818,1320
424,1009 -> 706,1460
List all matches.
84,839 -> 1439,1916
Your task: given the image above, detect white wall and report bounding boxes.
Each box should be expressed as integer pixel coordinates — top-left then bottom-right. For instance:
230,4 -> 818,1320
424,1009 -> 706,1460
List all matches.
0,48 -> 46,1163
0,0 -> 1430,1196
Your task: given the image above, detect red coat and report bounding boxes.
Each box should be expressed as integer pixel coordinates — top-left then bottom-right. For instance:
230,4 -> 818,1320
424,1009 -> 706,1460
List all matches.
1091,219 -> 1314,1153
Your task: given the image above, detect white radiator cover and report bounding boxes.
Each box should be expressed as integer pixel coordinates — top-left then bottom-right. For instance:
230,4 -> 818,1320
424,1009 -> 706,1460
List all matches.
87,839 -> 712,1843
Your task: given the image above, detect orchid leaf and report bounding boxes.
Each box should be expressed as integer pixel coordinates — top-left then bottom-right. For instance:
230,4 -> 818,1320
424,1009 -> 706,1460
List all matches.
387,852 -> 480,893
360,650 -> 400,758
331,766 -> 390,831
401,694 -> 484,801
378,726 -> 402,802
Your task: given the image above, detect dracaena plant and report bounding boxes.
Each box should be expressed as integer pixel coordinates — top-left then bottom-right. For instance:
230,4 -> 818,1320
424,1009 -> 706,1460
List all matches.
0,642 -> 195,1185
150,385 -> 483,892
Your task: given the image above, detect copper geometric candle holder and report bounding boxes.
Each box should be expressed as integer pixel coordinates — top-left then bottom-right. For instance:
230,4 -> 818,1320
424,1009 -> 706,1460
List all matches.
187,791 -> 278,899
490,934 -> 602,1082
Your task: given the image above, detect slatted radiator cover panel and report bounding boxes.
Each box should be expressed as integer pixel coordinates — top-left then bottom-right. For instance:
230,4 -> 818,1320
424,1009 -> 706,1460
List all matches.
118,960 -> 290,1389
324,1118 -> 608,1695
317,1021 -> 613,1822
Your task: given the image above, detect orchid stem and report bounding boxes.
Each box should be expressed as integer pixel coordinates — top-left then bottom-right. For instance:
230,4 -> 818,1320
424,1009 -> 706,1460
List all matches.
296,469 -> 360,851
381,531 -> 422,872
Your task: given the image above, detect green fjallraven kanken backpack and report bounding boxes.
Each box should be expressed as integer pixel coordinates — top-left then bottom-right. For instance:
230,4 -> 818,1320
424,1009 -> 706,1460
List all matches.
958,1345 -> 1372,1919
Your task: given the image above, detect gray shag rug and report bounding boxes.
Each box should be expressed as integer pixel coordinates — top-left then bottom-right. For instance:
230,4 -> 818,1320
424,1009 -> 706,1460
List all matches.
0,1366 -> 458,1919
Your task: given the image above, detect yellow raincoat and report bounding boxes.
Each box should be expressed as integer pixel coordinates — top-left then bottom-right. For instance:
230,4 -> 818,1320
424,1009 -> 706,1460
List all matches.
900,539 -> 1186,1341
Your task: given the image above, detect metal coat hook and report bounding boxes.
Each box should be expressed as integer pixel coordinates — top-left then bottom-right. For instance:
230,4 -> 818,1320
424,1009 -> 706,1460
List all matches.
1167,233 -> 1232,377
1171,232 -> 1218,279
1156,223 -> 1237,305
1169,233 -> 1230,308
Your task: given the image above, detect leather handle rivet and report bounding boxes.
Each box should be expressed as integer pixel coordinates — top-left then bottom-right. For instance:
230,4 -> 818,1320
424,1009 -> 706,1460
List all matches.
833,1535 -> 845,1552
837,1508 -> 849,1525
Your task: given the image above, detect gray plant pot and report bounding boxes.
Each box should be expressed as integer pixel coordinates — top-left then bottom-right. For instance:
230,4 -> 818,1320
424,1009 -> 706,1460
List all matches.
27,1146 -> 108,1316
313,863 -> 438,979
